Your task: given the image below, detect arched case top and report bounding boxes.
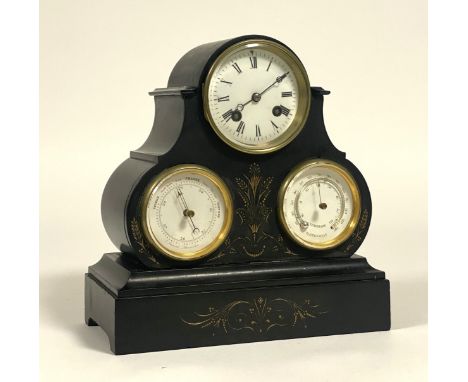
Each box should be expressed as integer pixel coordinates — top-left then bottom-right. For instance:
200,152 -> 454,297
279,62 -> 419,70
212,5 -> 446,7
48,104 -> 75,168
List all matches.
167,35 -> 304,88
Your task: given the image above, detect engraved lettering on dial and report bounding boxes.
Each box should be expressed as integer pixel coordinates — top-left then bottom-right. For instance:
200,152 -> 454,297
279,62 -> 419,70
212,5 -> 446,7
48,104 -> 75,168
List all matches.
278,160 -> 361,250
142,166 -> 233,260
204,40 -> 310,154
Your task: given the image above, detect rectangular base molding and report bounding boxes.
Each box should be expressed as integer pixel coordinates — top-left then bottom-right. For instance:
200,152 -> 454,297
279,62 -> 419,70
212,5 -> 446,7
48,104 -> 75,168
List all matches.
85,253 -> 391,355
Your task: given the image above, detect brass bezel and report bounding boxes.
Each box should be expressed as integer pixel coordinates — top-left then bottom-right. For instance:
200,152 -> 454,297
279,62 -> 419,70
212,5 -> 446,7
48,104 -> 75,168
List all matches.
140,164 -> 233,261
277,159 -> 361,250
202,39 -> 311,154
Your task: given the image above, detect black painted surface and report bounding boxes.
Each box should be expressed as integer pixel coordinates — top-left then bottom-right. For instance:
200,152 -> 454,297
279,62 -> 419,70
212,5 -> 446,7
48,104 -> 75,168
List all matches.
90,35 -> 390,354
101,35 -> 372,269
101,87 -> 372,269
89,252 -> 385,297
85,253 -> 390,355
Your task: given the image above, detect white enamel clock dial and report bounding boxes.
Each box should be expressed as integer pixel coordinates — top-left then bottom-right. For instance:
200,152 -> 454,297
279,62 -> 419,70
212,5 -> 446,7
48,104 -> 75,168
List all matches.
142,165 -> 233,261
278,160 -> 361,250
203,39 -> 311,154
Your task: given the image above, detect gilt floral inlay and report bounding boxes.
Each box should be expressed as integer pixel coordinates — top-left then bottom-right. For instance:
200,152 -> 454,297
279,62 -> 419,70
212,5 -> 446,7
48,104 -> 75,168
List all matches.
181,296 -> 326,334
210,163 -> 293,261
130,217 -> 159,264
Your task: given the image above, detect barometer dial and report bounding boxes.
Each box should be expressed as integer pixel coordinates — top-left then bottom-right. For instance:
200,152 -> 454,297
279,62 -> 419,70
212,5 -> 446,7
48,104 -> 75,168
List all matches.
141,165 -> 233,261
203,39 -> 311,154
278,160 -> 361,250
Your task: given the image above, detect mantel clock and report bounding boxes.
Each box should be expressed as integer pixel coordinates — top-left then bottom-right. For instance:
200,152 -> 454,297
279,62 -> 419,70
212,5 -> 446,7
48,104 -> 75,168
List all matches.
85,35 -> 390,355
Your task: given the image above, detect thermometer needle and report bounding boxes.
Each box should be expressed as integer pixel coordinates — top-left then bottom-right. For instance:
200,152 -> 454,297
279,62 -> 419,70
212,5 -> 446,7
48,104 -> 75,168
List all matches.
317,182 -> 327,210
176,187 -> 199,233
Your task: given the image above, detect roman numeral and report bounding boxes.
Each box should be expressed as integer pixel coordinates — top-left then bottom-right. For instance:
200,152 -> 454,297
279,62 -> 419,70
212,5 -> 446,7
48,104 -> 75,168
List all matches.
256,124 -> 261,137
217,95 -> 229,102
232,62 -> 242,74
222,109 -> 233,121
266,59 -> 273,71
271,120 -> 279,129
281,91 -> 292,97
250,56 -> 257,69
220,80 -> 232,85
280,105 -> 290,116
236,121 -> 245,135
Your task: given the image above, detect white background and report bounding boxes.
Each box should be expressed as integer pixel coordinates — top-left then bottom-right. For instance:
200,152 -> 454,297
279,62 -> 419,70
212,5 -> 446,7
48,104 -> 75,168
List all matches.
38,1 -> 427,381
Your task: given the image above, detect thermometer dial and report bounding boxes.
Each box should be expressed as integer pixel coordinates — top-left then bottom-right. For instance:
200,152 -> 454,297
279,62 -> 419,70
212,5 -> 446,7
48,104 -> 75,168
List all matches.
141,165 -> 233,261
278,160 -> 361,250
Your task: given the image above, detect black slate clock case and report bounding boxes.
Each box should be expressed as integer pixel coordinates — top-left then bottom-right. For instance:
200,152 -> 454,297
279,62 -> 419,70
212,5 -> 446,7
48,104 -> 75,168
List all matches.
85,35 -> 390,355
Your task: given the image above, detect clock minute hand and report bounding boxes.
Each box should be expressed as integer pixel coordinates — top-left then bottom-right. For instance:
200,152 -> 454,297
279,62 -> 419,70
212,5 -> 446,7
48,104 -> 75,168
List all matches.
235,71 -> 290,111
258,71 -> 290,97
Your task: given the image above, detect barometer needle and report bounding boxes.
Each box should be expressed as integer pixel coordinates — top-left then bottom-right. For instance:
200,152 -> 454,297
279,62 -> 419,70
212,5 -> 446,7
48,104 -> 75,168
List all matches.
176,187 -> 199,233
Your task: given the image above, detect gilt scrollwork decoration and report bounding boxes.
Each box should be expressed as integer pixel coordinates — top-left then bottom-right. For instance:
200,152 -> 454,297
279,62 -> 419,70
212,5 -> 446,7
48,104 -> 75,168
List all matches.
210,163 -> 293,261
181,296 -> 326,335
